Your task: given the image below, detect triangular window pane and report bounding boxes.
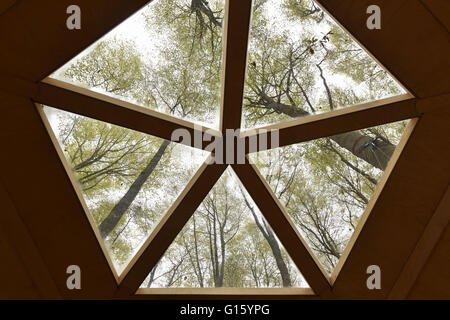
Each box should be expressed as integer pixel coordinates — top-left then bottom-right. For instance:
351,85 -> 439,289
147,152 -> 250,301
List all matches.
250,120 -> 411,274
242,0 -> 407,129
141,167 -> 309,288
42,106 -> 209,274
49,0 -> 225,128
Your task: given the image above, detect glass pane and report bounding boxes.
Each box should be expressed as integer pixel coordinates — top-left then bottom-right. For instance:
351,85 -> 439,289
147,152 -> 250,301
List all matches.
250,120 -> 411,274
242,0 -> 406,129
43,106 -> 209,274
141,167 -> 308,288
50,0 -> 225,128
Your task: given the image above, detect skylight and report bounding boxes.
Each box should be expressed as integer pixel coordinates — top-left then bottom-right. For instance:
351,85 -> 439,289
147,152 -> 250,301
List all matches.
140,167 -> 308,288
37,0 -> 417,296
250,119 -> 412,274
42,106 -> 209,274
241,0 -> 407,129
49,0 -> 225,129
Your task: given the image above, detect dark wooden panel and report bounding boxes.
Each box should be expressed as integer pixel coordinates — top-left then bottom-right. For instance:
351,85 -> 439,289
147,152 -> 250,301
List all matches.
316,0 -> 450,98
421,0 -> 450,32
408,225 -> 450,299
0,180 -> 60,298
0,0 -> 16,17
0,91 -> 118,298
0,227 -> 38,299
0,0 -> 448,300
389,186 -> 450,299
407,191 -> 450,299
0,0 -> 149,81
331,108 -> 450,299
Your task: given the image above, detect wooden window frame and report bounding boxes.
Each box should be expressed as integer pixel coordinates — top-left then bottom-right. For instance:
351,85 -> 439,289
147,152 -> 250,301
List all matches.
32,0 -> 428,299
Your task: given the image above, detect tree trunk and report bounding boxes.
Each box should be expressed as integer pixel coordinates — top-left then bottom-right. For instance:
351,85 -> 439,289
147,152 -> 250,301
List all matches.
218,230 -> 226,287
99,140 -> 170,239
258,95 -> 395,170
240,188 -> 292,287
330,131 -> 394,170
191,0 -> 222,27
192,216 -> 204,287
146,261 -> 159,288
265,228 -> 292,287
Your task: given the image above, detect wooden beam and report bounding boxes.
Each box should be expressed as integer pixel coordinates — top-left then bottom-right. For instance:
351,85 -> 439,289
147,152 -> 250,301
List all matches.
389,186 -> 450,299
231,163 -> 332,296
136,287 -> 314,298
116,162 -> 227,297
137,287 -> 313,295
0,73 -> 38,98
220,0 -> 252,132
35,79 -> 221,151
241,95 -> 418,152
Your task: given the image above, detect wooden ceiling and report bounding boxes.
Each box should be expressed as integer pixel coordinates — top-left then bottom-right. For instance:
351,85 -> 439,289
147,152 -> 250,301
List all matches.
0,0 -> 448,299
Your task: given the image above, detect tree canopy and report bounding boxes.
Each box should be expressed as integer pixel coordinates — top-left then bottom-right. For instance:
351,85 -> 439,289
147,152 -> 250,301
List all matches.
46,0 -> 410,283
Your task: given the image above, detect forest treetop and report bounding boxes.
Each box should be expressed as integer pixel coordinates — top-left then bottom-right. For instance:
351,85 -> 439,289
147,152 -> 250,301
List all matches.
45,0 -> 411,286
